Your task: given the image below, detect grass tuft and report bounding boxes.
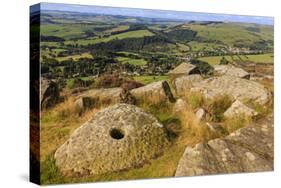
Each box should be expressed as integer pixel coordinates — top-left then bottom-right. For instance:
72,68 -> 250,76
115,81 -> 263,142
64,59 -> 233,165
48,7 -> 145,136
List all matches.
223,115 -> 252,133
206,95 -> 233,122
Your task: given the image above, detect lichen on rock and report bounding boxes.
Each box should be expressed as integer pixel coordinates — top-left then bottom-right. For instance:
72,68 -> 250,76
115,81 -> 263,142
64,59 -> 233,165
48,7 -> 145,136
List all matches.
54,104 -> 170,177
175,119 -> 273,176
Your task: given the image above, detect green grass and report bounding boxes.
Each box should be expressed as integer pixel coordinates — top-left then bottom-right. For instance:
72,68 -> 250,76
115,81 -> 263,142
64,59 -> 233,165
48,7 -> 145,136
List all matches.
244,53 -> 274,63
198,56 -> 233,65
41,154 -> 65,184
198,53 -> 273,65
182,23 -> 273,46
64,29 -> 154,46
116,57 -> 147,66
105,25 -> 130,33
41,24 -> 97,40
133,75 -> 169,85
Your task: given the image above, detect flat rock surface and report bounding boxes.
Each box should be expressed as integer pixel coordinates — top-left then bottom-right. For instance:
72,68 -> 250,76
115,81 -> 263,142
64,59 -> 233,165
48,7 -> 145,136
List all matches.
174,75 -> 203,96
168,63 -> 197,75
175,119 -> 273,176
224,100 -> 258,118
55,104 -> 169,177
75,88 -> 123,110
191,75 -> 271,105
130,80 -> 175,102
214,65 -> 250,79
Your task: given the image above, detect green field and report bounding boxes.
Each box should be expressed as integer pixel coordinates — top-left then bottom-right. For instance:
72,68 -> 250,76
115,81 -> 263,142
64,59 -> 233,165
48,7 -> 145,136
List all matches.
64,29 -> 155,46
41,24 -> 94,40
116,57 -> 147,66
105,25 -> 130,33
198,53 -> 273,65
181,23 -> 273,47
41,42 -> 61,48
133,75 -> 169,85
198,56 -> 233,65
244,53 -> 274,63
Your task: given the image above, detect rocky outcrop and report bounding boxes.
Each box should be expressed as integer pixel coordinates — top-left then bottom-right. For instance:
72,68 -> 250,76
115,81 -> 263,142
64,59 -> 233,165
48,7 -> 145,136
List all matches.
41,79 -> 60,109
174,75 -> 203,96
191,76 -> 271,105
224,100 -> 258,118
131,81 -> 175,103
75,88 -> 123,110
168,63 -> 200,78
213,65 -> 250,79
175,121 -> 273,176
55,104 -> 169,177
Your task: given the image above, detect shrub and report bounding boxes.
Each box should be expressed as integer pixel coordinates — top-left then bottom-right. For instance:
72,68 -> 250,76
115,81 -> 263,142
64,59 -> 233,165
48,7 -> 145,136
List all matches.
191,59 -> 214,75
67,78 -> 94,89
95,74 -> 143,90
121,80 -> 144,91
220,56 -> 229,65
95,74 -> 123,88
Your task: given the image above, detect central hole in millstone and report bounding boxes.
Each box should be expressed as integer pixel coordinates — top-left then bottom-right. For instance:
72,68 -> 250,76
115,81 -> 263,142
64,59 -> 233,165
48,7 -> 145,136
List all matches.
110,128 -> 124,140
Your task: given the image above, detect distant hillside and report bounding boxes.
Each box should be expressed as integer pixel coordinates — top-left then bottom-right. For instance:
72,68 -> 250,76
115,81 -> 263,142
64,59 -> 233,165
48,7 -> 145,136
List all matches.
168,22 -> 273,49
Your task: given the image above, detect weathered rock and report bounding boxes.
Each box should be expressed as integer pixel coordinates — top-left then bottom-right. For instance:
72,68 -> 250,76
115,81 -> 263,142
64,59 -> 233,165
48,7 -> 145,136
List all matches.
191,76 -> 271,105
174,75 -> 203,96
41,79 -> 60,109
55,104 -> 169,176
130,81 -> 175,103
214,65 -> 250,79
168,63 -> 200,78
75,88 -> 123,110
224,100 -> 258,118
174,98 -> 187,113
196,108 -> 206,120
175,121 -> 273,176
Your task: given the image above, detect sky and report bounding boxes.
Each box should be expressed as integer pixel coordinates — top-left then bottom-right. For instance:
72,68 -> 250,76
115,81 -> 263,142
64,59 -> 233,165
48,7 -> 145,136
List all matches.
31,2 -> 274,25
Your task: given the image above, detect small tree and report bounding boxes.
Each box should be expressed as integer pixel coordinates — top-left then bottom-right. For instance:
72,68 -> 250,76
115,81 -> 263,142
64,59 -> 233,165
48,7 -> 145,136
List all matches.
220,56 -> 229,65
190,59 -> 214,75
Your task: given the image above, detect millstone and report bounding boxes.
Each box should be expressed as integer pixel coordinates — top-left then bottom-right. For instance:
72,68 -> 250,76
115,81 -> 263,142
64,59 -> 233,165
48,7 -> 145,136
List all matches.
54,103 -> 169,177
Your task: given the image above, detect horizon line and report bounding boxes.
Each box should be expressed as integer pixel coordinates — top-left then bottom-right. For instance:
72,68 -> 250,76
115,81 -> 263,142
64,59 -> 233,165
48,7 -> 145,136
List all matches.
31,2 -> 274,25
